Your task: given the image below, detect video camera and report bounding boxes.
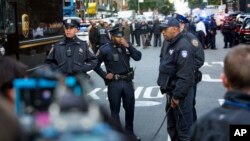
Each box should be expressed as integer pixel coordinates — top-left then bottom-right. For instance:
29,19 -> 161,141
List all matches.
14,76 -> 82,115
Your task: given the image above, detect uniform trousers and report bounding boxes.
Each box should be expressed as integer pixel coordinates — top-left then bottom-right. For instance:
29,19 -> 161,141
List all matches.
167,87 -> 194,141
107,80 -> 135,134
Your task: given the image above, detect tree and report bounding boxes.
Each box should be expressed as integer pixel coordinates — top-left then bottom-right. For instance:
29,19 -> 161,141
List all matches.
159,0 -> 175,15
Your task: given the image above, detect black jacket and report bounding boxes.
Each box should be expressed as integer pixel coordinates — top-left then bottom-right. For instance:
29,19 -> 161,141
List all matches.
191,90 -> 250,141
157,32 -> 195,99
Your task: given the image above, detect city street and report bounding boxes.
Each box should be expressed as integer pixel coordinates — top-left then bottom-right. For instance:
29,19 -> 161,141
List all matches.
86,31 -> 232,141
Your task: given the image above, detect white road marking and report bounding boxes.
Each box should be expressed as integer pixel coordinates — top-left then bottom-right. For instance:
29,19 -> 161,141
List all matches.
202,74 -> 222,82
144,86 -> 164,99
212,61 -> 224,67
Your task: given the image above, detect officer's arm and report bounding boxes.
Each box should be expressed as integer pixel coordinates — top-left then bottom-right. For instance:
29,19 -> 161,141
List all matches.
44,46 -> 58,70
94,50 -> 107,79
172,48 -> 194,99
80,45 -> 98,72
127,43 -> 142,61
194,43 -> 205,70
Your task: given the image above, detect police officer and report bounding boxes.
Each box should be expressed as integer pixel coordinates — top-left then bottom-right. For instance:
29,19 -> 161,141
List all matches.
157,17 -> 195,141
173,13 -> 205,121
98,20 -> 111,46
45,19 -> 98,76
190,45 -> 250,141
94,27 -> 142,141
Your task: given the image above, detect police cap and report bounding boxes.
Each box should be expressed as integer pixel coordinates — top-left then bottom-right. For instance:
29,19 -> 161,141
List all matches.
63,19 -> 80,28
159,17 -> 180,28
172,13 -> 190,23
109,26 -> 124,37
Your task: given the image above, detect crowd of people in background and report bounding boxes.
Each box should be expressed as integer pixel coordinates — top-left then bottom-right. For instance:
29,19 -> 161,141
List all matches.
87,13 -> 222,54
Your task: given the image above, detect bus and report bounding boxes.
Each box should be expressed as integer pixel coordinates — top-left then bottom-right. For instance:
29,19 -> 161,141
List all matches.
0,0 -> 64,68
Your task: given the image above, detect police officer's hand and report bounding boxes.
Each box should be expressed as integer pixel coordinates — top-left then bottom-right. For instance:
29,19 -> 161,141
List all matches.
171,98 -> 180,108
120,38 -> 129,48
106,73 -> 114,80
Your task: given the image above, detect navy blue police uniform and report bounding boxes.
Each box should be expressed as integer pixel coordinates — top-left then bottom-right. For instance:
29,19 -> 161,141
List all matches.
173,13 -> 205,121
45,19 -> 98,76
157,17 -> 195,141
94,27 -> 141,139
98,23 -> 111,46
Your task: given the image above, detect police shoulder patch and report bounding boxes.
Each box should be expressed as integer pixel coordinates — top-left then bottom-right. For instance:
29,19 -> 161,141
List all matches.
191,39 -> 199,47
181,50 -> 188,58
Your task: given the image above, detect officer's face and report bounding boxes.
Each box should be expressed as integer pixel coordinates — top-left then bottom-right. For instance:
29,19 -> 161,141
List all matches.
64,26 -> 78,38
113,36 -> 123,44
162,27 -> 176,40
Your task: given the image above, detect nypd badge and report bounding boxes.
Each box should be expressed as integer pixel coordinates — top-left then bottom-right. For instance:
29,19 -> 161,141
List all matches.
191,39 -> 199,47
181,50 -> 188,58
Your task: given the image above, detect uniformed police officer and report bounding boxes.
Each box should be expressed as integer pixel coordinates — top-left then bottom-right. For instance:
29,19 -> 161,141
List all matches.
98,20 -> 111,46
45,19 -> 98,76
157,17 -> 195,141
94,27 -> 142,141
173,13 -> 205,121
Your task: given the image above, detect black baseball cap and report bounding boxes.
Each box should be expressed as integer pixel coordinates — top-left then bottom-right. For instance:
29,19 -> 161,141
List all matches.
160,17 -> 180,28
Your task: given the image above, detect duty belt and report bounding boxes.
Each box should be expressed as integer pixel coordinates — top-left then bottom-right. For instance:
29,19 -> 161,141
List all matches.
114,73 -> 131,81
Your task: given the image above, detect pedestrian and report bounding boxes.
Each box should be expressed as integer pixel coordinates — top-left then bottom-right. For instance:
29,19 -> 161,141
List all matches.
139,20 -> 150,48
45,19 -> 98,76
152,19 -> 162,47
94,26 -> 142,141
89,20 -> 100,54
0,56 -> 27,106
0,97 -> 24,141
190,45 -> 250,141
157,17 -> 195,141
209,14 -> 217,50
221,16 -> 234,48
0,57 -> 27,141
173,13 -> 205,121
195,17 -> 207,49
122,20 -> 131,43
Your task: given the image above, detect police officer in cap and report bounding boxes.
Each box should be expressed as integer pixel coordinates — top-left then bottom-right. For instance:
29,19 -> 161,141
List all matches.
173,13 -> 205,121
157,17 -> 195,141
45,19 -> 98,76
94,27 -> 141,141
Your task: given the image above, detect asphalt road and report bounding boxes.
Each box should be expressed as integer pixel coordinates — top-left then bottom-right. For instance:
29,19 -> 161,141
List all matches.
86,31 -> 232,141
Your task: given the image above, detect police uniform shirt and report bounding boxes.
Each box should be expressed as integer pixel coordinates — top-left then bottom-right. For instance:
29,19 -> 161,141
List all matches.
94,43 -> 141,79
45,37 -> 98,75
182,30 -> 205,70
158,32 -> 195,99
